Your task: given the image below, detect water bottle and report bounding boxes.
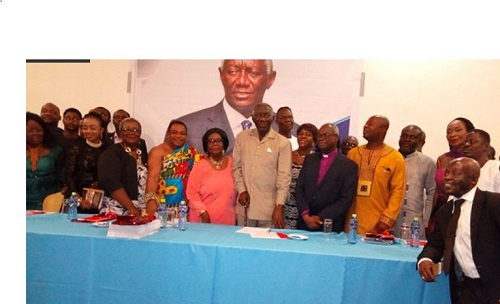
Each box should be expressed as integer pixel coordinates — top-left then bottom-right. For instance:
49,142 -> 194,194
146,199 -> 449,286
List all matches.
399,222 -> 411,247
157,198 -> 167,228
410,217 -> 420,248
178,200 -> 188,231
66,192 -> 79,221
347,214 -> 358,244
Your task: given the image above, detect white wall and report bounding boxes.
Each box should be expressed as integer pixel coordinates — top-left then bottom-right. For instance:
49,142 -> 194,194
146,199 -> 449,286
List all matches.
26,60 -> 500,161
26,60 -> 133,133
360,60 -> 500,160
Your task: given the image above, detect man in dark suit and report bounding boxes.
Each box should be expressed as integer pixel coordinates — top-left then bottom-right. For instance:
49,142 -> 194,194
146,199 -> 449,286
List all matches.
417,157 -> 500,304
178,60 -> 298,155
295,123 -> 358,232
104,109 -> 129,146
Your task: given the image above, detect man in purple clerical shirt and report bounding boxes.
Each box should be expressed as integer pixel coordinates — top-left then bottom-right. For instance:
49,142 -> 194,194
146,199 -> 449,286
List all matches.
295,123 -> 358,232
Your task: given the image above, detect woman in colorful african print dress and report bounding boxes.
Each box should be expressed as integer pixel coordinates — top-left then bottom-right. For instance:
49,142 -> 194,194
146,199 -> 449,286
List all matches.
145,120 -> 203,216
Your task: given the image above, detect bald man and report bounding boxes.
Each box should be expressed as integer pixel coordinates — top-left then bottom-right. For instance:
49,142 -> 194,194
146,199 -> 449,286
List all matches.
341,135 -> 359,156
418,157 -> 500,304
344,115 -> 406,235
40,102 -> 63,135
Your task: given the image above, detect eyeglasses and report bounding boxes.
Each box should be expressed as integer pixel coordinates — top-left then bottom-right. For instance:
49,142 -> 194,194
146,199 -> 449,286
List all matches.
208,138 -> 223,144
121,127 -> 141,134
342,142 -> 357,147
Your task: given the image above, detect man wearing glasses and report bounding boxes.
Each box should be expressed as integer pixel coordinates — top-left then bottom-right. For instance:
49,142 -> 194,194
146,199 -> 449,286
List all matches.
295,123 -> 358,232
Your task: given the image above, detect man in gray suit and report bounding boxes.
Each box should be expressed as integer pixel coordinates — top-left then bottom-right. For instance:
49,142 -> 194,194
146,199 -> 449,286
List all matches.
178,60 -> 276,155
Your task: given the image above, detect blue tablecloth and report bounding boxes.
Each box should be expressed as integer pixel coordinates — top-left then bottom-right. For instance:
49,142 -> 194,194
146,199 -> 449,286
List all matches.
27,214 -> 450,304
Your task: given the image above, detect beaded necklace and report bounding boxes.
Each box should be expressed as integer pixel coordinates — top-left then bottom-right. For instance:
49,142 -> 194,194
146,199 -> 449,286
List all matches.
209,156 -> 224,170
122,143 -> 142,164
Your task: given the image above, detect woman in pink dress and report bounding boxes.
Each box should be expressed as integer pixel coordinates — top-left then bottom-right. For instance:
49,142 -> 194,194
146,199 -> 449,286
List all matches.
427,117 -> 474,233
186,128 -> 236,225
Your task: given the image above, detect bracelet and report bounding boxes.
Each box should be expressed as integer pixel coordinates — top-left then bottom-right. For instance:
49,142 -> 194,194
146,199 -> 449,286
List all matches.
144,192 -> 158,203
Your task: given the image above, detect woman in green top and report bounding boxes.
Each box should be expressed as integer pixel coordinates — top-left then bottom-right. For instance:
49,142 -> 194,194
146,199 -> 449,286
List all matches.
26,112 -> 64,210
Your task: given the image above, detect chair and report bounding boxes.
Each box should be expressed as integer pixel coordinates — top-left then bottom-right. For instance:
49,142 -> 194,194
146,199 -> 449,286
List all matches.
42,192 -> 64,212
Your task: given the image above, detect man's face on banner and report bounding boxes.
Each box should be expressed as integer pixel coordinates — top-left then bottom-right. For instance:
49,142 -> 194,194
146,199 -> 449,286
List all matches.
219,60 -> 276,116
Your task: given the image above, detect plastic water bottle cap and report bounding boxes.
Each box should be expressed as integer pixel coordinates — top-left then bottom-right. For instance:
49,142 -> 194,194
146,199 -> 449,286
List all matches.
71,192 -> 77,196
352,214 -> 357,218
413,216 -> 419,221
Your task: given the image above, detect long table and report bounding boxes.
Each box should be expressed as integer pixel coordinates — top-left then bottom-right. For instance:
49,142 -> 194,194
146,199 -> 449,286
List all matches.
27,214 -> 450,304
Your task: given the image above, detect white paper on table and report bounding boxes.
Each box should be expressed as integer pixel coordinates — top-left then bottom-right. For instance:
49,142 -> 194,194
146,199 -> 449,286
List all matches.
236,227 -> 268,234
235,227 -> 281,239
250,230 -> 281,239
236,227 -> 255,234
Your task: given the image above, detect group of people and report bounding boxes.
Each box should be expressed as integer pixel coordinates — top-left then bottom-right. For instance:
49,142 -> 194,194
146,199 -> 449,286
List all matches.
26,104 -> 147,213
27,60 -> 500,303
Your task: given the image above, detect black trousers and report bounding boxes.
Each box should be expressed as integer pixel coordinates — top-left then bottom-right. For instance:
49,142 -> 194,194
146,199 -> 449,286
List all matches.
457,277 -> 490,304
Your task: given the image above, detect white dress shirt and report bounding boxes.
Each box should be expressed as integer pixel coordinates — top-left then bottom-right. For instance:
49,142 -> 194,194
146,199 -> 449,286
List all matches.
449,186 -> 480,278
223,98 -> 254,137
289,135 -> 299,151
478,160 -> 500,193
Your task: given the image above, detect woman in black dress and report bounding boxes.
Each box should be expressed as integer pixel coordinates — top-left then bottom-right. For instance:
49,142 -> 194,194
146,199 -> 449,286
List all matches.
63,112 -> 107,213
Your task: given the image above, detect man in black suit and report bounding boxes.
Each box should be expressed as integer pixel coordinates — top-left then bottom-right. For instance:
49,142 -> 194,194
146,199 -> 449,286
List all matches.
417,157 -> 500,304
104,109 -> 130,146
295,123 -> 358,232
178,60 -> 298,155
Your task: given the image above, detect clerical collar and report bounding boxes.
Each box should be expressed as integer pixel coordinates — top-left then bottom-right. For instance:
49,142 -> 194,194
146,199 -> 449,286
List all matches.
322,149 -> 338,158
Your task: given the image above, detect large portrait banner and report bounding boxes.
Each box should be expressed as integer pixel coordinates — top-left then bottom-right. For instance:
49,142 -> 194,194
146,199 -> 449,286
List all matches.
133,60 -> 362,153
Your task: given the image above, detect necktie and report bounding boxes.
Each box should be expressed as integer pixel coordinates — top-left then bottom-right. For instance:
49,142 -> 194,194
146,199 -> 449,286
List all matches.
443,198 -> 465,274
241,120 -> 252,130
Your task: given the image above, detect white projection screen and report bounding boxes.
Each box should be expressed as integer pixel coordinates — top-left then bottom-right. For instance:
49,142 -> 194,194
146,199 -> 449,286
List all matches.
133,60 -> 363,151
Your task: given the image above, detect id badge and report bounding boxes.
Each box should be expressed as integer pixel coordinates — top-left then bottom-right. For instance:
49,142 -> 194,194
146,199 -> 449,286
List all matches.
357,180 -> 372,196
